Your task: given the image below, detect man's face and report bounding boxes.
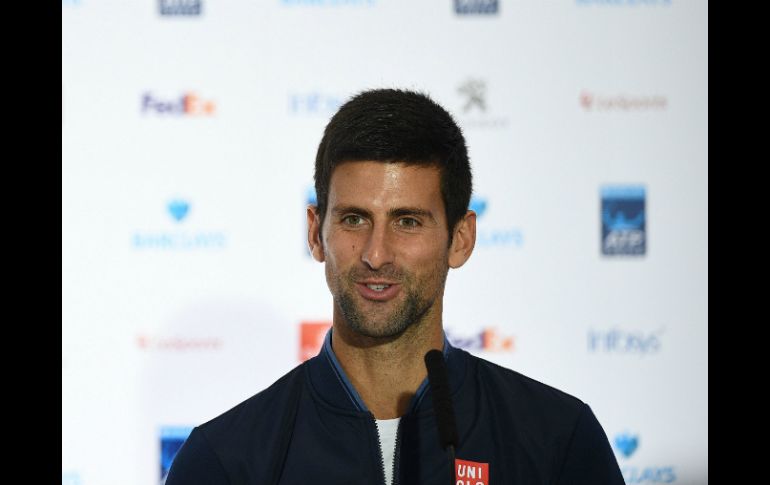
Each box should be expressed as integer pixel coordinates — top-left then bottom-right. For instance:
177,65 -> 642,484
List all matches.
311,161 -> 452,339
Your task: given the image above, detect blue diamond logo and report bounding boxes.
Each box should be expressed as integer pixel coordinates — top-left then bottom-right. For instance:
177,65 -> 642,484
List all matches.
168,200 -> 190,222
470,197 -> 487,218
614,433 -> 639,458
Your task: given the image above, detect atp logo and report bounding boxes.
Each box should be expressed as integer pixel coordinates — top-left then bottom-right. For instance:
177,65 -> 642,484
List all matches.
161,426 -> 194,482
601,185 -> 646,256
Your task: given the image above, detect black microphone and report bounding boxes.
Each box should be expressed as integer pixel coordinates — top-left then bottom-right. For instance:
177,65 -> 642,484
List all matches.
425,349 -> 458,485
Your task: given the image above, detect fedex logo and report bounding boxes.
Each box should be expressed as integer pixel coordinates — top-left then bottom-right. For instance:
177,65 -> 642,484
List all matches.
300,321 -> 332,362
141,92 -> 216,116
446,327 -> 514,352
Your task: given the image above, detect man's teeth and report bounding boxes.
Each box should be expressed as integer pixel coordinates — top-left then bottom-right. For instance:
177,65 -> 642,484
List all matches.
366,284 -> 390,291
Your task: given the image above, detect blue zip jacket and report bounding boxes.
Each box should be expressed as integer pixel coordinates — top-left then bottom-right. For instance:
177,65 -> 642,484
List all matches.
167,331 -> 625,484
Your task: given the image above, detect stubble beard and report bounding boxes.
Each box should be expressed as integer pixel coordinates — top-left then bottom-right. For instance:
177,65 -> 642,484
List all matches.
330,265 -> 448,340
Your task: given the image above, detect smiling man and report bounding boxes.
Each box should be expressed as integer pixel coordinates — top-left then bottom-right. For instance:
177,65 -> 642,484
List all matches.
167,89 -> 624,485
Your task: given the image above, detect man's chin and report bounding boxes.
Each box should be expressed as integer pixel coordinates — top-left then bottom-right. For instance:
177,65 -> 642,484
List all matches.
342,316 -> 411,341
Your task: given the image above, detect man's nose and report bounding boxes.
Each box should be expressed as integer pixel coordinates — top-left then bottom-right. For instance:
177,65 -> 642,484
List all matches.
361,224 -> 395,270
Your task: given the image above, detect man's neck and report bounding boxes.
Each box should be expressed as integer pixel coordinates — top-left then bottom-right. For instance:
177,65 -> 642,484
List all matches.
331,311 -> 444,420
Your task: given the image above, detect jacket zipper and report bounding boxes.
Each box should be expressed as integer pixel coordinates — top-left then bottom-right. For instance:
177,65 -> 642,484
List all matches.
392,419 -> 402,485
373,417 -> 387,485
373,417 -> 403,485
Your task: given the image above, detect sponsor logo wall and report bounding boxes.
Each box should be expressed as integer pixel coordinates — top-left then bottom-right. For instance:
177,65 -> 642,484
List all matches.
62,1 -> 708,483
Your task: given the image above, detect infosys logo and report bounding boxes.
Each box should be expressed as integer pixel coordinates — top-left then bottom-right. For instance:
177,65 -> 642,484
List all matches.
132,199 -> 227,250
446,327 -> 515,352
289,92 -> 344,116
472,197 -> 524,248
588,328 -> 663,356
613,432 -> 678,484
141,92 -> 216,116
161,426 -> 194,483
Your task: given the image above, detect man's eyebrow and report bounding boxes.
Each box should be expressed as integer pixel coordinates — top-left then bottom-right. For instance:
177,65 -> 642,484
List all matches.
331,205 -> 437,224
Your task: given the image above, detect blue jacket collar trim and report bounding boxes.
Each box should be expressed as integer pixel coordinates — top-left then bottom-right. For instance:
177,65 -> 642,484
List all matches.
320,327 -> 454,415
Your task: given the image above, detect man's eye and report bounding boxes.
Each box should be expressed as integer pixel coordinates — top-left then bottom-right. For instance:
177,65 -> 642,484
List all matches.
398,218 -> 420,228
342,215 -> 364,225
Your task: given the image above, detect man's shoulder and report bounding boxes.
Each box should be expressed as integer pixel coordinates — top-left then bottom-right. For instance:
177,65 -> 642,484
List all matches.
197,362 -> 306,448
167,363 -> 308,483
465,351 -> 586,431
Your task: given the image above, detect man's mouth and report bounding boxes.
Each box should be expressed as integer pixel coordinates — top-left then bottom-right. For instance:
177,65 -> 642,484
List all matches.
366,284 -> 391,292
356,282 -> 401,301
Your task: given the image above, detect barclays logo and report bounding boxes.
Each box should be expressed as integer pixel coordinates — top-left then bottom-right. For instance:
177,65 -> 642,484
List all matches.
601,185 -> 646,256
161,426 -> 194,482
168,200 -> 190,222
469,197 -> 487,217
472,197 -> 524,248
132,200 -> 227,250
614,432 -> 639,458
588,328 -> 663,356
621,467 -> 677,484
306,186 -> 317,206
613,432 -> 677,483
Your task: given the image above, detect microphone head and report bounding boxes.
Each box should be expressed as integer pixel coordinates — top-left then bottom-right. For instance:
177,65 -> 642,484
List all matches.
424,349 -> 458,449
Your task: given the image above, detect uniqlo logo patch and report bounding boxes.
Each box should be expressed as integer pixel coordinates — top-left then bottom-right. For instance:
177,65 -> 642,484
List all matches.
299,321 -> 331,362
455,458 -> 489,485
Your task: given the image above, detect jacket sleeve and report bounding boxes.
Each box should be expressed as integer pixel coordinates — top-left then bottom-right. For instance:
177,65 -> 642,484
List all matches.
555,403 -> 626,485
165,427 -> 230,485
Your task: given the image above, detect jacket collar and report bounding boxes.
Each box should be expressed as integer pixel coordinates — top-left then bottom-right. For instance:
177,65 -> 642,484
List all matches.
305,327 -> 469,416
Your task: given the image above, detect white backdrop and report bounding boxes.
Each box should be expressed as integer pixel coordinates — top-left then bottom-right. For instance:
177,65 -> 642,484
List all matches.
62,1 -> 708,484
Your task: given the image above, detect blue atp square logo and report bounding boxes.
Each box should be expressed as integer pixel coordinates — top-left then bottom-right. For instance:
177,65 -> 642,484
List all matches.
601,186 -> 646,256
455,0 -> 498,15
161,426 -> 194,483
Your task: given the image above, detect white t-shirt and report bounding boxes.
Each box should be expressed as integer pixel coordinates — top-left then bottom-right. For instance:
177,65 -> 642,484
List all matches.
375,418 -> 401,485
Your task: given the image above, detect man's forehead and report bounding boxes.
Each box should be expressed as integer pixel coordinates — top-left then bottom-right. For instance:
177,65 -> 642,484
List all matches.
327,161 -> 442,212
329,160 -> 441,194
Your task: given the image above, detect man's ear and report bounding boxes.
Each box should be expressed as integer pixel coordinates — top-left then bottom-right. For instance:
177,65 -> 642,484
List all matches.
307,205 -> 325,262
448,210 -> 477,269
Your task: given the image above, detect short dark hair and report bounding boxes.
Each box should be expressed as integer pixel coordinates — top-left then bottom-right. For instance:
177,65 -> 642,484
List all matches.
314,88 -> 472,245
